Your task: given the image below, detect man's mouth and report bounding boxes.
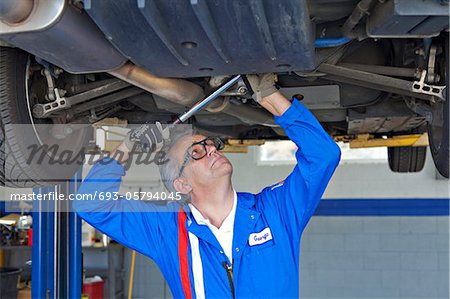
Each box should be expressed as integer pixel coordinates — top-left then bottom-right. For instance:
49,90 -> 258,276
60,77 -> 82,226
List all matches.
211,156 -> 225,168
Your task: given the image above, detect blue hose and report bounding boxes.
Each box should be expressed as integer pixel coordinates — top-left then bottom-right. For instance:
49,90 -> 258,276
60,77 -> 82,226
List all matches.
314,37 -> 352,48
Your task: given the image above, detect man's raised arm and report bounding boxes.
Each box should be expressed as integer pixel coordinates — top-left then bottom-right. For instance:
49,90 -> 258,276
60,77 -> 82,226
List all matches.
247,74 -> 341,239
72,123 -> 172,261
269,91 -> 340,236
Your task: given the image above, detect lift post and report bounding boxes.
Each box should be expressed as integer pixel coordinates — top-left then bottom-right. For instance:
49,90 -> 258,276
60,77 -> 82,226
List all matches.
32,169 -> 83,298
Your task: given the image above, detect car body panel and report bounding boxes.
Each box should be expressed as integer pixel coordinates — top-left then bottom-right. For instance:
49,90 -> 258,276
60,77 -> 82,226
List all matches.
84,0 -> 315,77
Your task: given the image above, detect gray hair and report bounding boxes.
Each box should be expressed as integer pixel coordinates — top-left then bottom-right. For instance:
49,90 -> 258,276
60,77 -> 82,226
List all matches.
158,127 -> 195,202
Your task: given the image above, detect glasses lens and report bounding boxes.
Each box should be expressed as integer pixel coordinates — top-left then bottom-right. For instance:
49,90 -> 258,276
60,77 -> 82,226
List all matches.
211,137 -> 224,150
190,143 -> 207,160
187,137 -> 225,161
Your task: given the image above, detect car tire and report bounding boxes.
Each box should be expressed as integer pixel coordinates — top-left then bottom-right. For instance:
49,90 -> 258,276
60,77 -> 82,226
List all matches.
0,47 -> 88,187
427,32 -> 449,178
388,146 -> 427,173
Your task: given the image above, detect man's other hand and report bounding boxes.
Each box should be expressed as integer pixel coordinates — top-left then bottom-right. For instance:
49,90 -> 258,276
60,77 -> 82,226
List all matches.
124,121 -> 170,153
246,73 -> 291,116
246,73 -> 278,102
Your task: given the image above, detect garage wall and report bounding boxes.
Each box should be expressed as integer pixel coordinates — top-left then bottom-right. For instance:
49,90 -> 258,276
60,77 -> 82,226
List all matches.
120,148 -> 449,299
300,216 -> 449,298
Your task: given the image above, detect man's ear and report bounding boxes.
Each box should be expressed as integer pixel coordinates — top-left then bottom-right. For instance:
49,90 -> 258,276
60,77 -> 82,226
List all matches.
173,178 -> 192,195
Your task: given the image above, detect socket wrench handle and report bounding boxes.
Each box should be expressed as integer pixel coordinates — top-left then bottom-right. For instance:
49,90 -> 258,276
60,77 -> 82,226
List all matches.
172,75 -> 242,125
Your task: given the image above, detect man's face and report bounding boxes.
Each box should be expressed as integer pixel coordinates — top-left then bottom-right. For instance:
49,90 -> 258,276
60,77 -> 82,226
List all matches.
171,134 -> 233,190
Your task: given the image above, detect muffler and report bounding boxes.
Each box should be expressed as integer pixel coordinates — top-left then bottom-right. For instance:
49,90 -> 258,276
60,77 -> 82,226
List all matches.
0,0 -> 34,24
0,0 -> 126,73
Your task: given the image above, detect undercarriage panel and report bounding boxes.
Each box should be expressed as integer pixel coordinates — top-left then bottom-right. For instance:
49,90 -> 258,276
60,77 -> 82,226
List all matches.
367,0 -> 449,37
84,0 -> 315,77
348,116 -> 427,134
347,100 -> 427,134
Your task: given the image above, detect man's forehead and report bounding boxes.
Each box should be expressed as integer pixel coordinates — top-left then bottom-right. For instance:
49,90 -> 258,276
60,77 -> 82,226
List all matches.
180,134 -> 207,146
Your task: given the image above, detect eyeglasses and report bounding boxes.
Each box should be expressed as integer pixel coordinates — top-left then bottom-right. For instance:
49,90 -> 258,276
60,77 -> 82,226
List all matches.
178,137 -> 225,177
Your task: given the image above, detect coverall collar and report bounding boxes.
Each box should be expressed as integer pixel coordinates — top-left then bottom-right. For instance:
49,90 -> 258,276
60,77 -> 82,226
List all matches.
182,192 -> 261,257
188,189 -> 237,231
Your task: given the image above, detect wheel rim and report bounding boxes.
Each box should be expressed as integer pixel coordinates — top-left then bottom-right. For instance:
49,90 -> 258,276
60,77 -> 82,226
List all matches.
429,100 -> 444,153
25,56 -> 46,147
428,40 -> 447,156
24,56 -> 87,160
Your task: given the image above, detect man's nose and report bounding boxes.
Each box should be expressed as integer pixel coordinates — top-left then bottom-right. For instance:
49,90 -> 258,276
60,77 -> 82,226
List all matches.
206,144 -> 217,157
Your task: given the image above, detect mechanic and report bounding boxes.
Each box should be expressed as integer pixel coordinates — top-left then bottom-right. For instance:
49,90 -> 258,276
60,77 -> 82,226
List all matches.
73,74 -> 341,298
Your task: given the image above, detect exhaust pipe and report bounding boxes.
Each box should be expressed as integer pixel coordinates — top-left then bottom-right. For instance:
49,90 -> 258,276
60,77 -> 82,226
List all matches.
109,63 -> 204,106
0,0 -> 126,73
110,64 -> 277,127
0,0 -> 34,24
110,63 -> 279,127
206,98 -> 276,127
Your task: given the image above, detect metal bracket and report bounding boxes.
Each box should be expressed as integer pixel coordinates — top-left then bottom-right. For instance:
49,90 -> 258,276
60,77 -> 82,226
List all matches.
317,63 -> 447,102
412,70 -> 446,101
33,88 -> 69,118
221,85 -> 248,96
32,79 -> 131,118
42,69 -> 56,101
427,45 -> 439,83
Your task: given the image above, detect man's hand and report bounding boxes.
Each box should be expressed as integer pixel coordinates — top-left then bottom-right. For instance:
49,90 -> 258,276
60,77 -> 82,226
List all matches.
246,73 -> 291,116
124,121 -> 170,153
246,73 -> 278,102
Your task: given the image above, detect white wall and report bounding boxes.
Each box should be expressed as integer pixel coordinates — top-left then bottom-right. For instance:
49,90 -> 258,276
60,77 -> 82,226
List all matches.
227,147 -> 449,198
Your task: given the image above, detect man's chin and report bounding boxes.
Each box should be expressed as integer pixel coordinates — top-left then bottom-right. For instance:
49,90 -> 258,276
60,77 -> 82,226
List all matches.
214,161 -> 233,176
212,156 -> 231,168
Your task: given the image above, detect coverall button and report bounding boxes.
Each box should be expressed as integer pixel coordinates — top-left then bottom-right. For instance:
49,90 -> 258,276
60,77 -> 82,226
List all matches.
250,215 -> 255,220
220,250 -> 223,254
235,247 -> 240,252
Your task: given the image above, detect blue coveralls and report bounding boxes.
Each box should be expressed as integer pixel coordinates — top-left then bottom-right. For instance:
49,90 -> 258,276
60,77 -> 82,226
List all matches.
73,99 -> 341,298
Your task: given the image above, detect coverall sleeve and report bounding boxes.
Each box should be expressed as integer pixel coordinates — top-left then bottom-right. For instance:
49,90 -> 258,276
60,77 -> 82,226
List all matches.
264,99 -> 341,236
72,157 -> 167,261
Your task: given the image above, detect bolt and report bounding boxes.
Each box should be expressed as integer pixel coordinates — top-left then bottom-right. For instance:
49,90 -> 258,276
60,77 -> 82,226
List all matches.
238,86 -> 247,94
415,49 -> 425,56
64,126 -> 73,135
58,89 -> 67,97
32,105 -> 44,118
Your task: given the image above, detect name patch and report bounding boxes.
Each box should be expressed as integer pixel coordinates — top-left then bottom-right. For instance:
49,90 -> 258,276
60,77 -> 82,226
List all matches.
249,227 -> 273,246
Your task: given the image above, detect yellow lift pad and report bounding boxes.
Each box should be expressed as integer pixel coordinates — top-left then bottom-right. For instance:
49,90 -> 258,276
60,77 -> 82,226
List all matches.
223,139 -> 266,153
335,133 -> 429,149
